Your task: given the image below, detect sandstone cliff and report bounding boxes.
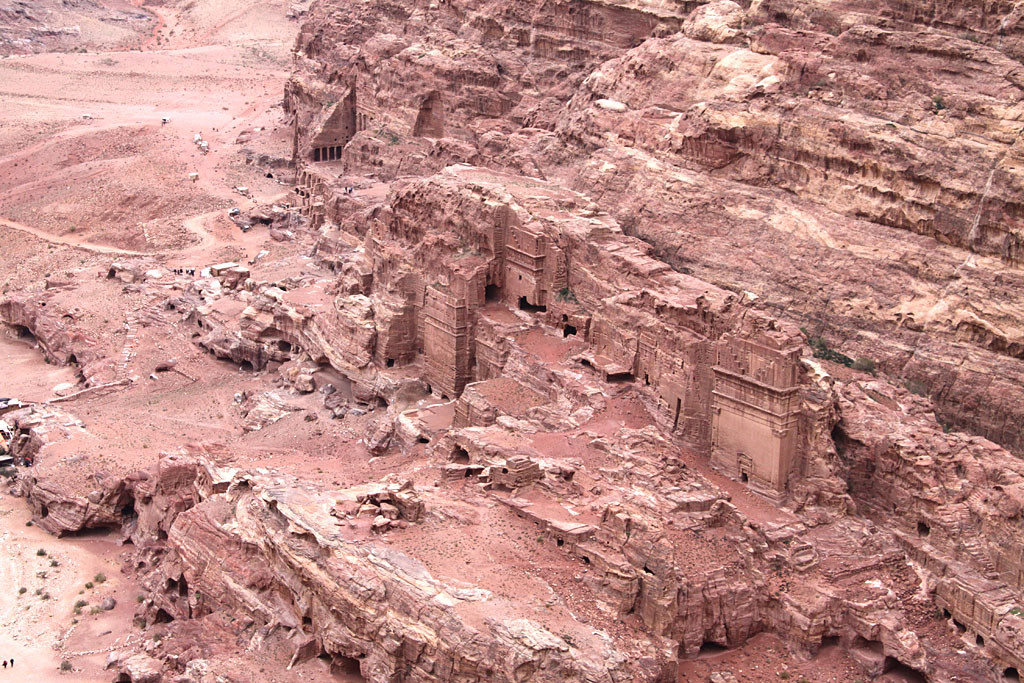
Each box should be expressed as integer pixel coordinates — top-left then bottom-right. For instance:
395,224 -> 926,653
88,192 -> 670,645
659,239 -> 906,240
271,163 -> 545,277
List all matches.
283,0 -> 1024,460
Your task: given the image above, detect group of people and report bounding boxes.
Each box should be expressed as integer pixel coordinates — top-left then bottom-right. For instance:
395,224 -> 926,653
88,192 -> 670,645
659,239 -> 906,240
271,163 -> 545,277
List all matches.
2,659 -> 13,669
172,268 -> 196,276
344,186 -> 355,194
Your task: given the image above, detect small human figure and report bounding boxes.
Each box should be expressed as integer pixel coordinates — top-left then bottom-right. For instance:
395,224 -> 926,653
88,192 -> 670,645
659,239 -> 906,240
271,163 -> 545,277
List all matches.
4,660 -> 8,668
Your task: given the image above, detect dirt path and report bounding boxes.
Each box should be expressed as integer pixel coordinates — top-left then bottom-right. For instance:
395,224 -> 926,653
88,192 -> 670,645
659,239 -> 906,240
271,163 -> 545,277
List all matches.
0,218 -> 151,256
132,0 -> 167,50
182,211 -> 217,249
200,0 -> 274,42
0,121 -> 130,171
0,502 -> 133,682
2,191 -> 280,261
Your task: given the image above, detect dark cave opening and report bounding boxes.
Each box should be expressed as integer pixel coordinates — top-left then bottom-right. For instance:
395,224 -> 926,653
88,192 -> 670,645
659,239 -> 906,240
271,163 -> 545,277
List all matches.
518,296 -> 546,313
883,656 -> 929,683
319,651 -> 365,680
11,325 -> 35,344
694,641 -> 729,659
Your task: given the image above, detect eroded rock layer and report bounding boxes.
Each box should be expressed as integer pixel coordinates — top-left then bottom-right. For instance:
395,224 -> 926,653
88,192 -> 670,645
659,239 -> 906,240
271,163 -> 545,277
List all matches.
286,0 -> 1024,457
4,0 -> 1024,681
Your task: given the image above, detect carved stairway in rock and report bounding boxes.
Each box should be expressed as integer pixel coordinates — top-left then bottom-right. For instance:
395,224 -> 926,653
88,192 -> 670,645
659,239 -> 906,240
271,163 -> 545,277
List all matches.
117,309 -> 140,381
139,295 -> 172,329
788,540 -> 819,571
117,294 -> 174,381
937,501 -> 999,579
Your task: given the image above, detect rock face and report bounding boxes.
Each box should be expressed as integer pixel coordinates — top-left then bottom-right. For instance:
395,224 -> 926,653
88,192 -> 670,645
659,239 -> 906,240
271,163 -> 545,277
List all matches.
18,387 -> 1024,681
558,21 -> 1024,455
284,0 -> 1024,459
188,162 -> 827,499
0,292 -> 113,383
8,0 -> 1024,681
569,23 -> 1024,263
249,0 -> 1024,678
74,450 -> 633,682
834,380 -> 1024,668
164,465 -> 624,682
367,166 -> 826,499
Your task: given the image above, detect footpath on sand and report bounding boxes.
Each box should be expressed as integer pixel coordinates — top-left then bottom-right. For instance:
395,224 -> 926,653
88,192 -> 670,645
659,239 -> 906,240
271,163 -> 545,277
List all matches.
0,502 -> 135,682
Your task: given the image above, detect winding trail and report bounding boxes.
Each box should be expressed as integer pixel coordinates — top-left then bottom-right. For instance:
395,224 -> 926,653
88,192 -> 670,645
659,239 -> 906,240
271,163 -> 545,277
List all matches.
1,208 -> 241,258
200,1 -> 274,42
127,0 -> 167,50
0,218 -> 151,256
182,210 -> 218,250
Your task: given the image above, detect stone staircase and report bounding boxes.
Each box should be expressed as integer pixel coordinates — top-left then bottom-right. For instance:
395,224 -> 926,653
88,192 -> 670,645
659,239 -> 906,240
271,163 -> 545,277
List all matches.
936,502 -> 999,579
961,536 -> 999,579
115,294 -> 177,381
789,540 -> 819,571
965,488 -> 989,511
139,295 -> 171,329
117,310 -> 140,381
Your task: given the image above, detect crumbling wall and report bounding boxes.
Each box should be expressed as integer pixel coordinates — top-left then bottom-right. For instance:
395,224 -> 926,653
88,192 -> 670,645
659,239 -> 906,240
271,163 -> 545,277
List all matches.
833,380 -> 1024,675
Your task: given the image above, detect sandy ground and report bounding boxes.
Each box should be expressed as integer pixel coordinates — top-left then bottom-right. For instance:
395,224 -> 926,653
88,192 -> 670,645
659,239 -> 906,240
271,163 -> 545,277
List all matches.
0,333 -> 79,402
0,1 -> 304,678
0,500 -> 137,681
0,44 -> 293,252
